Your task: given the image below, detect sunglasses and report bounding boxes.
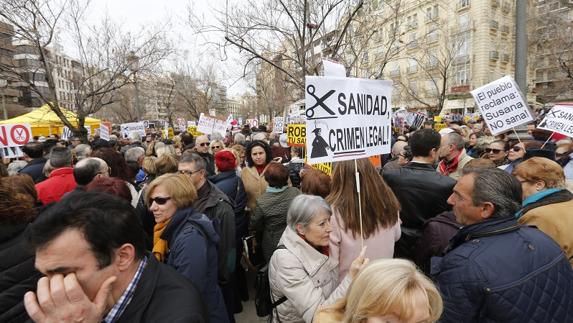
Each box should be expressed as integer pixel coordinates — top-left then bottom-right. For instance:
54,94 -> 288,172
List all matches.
510,146 -> 523,152
149,196 -> 171,205
212,145 -> 221,149
199,142 -> 210,147
485,148 -> 504,154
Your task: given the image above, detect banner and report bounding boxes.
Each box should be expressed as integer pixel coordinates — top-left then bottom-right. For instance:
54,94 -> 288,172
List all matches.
287,124 -> 306,147
0,123 -> 32,158
538,105 -> 573,137
470,75 -> 534,135
310,162 -> 332,176
120,122 -> 146,139
62,126 -> 91,140
99,123 -> 110,141
273,117 -> 285,134
305,76 -> 392,164
197,113 -> 228,137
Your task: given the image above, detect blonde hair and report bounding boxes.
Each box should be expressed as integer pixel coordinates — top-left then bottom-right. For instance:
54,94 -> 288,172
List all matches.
142,156 -> 157,176
145,173 -> 197,209
322,259 -> 443,323
209,140 -> 225,154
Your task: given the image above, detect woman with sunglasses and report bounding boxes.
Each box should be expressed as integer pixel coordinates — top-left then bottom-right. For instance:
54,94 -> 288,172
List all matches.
513,158 -> 573,267
146,173 -> 229,323
484,140 -> 509,167
502,141 -> 543,173
210,139 -> 226,155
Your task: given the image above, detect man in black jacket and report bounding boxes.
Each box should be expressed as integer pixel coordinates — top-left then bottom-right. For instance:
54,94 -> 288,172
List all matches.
179,152 -> 238,322
383,128 -> 456,262
19,142 -> 47,183
24,192 -> 206,323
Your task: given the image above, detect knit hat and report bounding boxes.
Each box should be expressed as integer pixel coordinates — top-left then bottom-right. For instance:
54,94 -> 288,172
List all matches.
214,150 -> 236,172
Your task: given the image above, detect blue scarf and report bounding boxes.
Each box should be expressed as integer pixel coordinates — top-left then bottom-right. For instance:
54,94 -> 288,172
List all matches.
515,188 -> 562,219
266,186 -> 288,193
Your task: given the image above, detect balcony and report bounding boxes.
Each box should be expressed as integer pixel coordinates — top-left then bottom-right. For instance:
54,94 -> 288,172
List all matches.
457,0 -> 470,11
502,2 -> 511,13
501,53 -> 510,63
501,25 -> 510,35
489,20 -> 499,30
489,50 -> 499,61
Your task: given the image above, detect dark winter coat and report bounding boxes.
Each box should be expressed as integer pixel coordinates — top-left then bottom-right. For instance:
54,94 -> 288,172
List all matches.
193,181 -> 236,284
250,187 -> 301,262
383,162 -> 456,259
197,152 -> 216,177
116,254 -> 207,323
285,158 -> 305,188
415,211 -> 461,274
210,170 -> 248,244
161,207 -> 228,323
0,224 -> 42,323
432,217 -> 573,323
18,158 -> 47,183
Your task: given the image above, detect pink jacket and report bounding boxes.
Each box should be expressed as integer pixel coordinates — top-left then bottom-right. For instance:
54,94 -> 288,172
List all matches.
329,210 -> 401,280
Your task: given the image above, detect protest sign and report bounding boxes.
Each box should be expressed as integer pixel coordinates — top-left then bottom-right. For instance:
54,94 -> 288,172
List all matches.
305,76 -> 392,164
62,126 -> 91,140
537,105 -> 573,137
470,76 -> 534,135
197,113 -> 228,137
310,162 -> 332,176
322,59 -> 346,77
0,123 -> 32,158
187,125 -> 203,137
287,124 -> 306,147
120,122 -> 146,139
246,119 -> 259,129
273,117 -> 285,134
99,123 -> 110,141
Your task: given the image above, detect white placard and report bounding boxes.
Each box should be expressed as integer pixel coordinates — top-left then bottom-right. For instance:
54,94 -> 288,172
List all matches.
99,123 -> 110,141
0,123 -> 32,148
120,122 -> 146,139
273,117 -> 285,134
62,126 -> 91,140
323,59 -> 346,77
187,120 -> 197,127
470,76 -> 534,135
305,76 -> 392,164
197,113 -> 228,137
538,105 -> 573,138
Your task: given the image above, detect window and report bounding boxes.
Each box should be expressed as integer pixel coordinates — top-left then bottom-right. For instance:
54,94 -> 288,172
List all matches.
409,80 -> 418,95
426,5 -> 439,21
459,14 -> 470,31
460,0 -> 470,8
454,65 -> 470,85
408,59 -> 418,73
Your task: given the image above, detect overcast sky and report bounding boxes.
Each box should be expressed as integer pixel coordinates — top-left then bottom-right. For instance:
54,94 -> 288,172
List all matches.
65,0 -> 250,97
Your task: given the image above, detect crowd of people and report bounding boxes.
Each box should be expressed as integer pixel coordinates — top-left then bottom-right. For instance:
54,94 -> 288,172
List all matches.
1,117 -> 573,323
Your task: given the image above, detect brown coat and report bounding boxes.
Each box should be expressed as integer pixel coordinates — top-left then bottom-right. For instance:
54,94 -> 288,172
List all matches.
240,165 -> 269,211
519,199 -> 573,266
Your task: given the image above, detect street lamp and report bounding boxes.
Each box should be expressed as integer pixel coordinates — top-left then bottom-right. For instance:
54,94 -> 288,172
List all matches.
127,51 -> 142,120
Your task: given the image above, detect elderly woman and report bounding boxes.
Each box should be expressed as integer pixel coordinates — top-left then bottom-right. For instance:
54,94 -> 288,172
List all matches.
316,259 -> 443,323
251,163 -> 301,263
269,195 -> 368,323
514,157 -> 573,266
146,173 -> 229,322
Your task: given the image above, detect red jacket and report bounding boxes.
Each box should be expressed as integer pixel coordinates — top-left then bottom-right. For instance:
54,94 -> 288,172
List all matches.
35,167 -> 77,205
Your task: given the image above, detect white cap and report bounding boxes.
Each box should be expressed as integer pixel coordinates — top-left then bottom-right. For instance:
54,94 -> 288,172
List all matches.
439,128 -> 455,136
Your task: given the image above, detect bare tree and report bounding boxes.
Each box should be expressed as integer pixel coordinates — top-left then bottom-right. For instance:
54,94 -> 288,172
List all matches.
0,0 -> 172,138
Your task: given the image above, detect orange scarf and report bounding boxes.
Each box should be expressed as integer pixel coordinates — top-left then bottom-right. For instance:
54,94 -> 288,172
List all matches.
152,220 -> 170,262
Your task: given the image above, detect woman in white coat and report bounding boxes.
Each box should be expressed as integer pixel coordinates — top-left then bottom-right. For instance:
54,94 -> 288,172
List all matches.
268,194 -> 368,323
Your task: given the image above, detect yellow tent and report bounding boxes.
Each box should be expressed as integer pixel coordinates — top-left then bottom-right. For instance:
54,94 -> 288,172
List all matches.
0,104 -> 101,136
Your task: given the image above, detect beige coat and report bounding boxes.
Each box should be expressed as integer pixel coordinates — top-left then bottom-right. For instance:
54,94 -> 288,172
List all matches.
269,227 -> 351,323
240,165 -> 269,211
519,199 -> 573,267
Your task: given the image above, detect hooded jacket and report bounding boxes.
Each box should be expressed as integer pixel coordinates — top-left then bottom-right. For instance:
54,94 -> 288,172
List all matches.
432,217 -> 573,323
161,207 -> 228,323
35,167 -> 77,205
269,227 -> 351,323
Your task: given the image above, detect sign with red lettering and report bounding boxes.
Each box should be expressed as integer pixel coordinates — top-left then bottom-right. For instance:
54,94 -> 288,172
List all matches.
0,123 -> 32,158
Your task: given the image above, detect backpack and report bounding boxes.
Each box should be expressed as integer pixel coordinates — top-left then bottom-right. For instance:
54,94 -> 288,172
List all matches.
255,245 -> 287,318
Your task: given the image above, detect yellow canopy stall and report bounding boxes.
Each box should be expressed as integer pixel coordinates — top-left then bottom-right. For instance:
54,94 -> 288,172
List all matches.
0,104 -> 101,136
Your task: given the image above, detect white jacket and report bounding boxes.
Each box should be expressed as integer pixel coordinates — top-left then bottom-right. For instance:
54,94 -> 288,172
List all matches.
268,226 -> 351,323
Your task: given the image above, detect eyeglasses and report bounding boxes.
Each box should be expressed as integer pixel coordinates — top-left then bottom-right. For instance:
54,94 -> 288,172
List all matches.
178,169 -> 201,176
485,148 -> 504,154
149,196 -> 171,205
212,145 -> 221,149
510,146 -> 523,152
199,142 -> 210,147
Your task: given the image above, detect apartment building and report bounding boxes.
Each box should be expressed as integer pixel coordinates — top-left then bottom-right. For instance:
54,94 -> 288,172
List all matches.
0,22 -> 23,119
46,45 -> 80,110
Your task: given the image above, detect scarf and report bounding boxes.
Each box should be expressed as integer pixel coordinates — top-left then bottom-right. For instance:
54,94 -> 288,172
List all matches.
266,186 -> 288,193
298,232 -> 329,256
255,164 -> 267,175
515,188 -> 573,219
438,151 -> 462,176
152,220 -> 170,262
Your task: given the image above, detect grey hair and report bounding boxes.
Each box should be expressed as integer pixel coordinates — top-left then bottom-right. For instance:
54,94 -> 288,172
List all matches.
73,144 -> 92,161
49,146 -> 72,168
7,160 -> 27,175
445,133 -> 465,151
125,147 -> 145,163
129,132 -> 142,142
179,152 -> 206,171
234,133 -> 246,145
462,168 -> 522,218
287,194 -> 332,230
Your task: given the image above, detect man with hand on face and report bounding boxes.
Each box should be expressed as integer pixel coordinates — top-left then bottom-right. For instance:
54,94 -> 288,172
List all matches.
24,192 -> 207,323
194,135 -> 216,176
432,168 -> 573,323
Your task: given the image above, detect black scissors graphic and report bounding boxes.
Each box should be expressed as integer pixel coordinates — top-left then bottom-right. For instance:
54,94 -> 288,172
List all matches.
306,85 -> 336,118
